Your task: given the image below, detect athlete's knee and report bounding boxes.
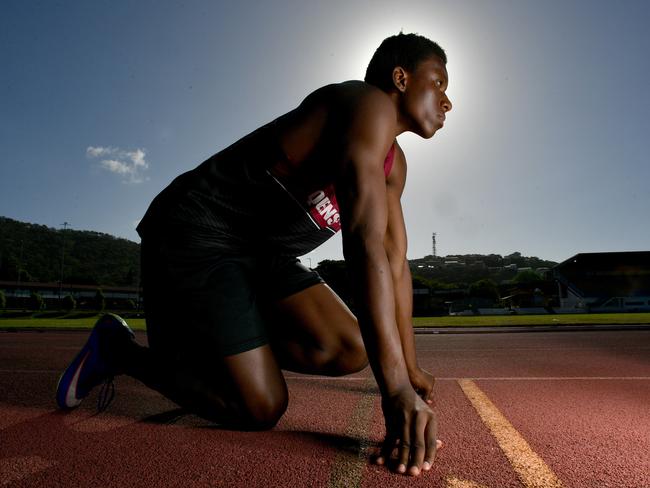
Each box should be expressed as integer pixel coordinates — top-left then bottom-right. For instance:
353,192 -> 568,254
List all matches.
242,390 -> 288,430
336,332 -> 368,375
320,331 -> 368,376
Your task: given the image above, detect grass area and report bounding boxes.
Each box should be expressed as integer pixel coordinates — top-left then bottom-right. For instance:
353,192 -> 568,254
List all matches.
0,313 -> 147,330
1,312 -> 649,330
412,313 -> 650,327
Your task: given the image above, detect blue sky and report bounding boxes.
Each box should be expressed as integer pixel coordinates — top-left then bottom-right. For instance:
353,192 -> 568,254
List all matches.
1,0 -> 649,265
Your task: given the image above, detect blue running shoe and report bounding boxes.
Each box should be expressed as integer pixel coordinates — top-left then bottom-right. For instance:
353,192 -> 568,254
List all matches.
56,313 -> 135,411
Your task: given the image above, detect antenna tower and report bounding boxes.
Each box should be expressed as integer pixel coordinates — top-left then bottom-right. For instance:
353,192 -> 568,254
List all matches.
432,232 -> 437,258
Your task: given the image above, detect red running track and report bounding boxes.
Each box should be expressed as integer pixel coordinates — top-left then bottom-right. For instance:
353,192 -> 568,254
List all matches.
1,329 -> 649,487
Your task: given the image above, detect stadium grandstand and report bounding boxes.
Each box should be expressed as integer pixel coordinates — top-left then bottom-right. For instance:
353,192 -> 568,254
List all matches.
0,280 -> 140,311
553,251 -> 650,312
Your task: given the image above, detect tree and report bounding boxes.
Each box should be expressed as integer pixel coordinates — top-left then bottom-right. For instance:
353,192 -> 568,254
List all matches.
122,267 -> 136,286
412,275 -> 431,290
62,295 -> 76,312
468,279 -> 500,301
513,270 -> 543,284
0,290 -> 6,310
504,252 -> 524,267
29,291 -> 46,311
94,288 -> 105,312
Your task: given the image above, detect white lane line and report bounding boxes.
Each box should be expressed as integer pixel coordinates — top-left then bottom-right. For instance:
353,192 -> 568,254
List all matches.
444,376 -> 650,381
2,370 -> 649,382
327,377 -> 377,488
0,370 -> 60,374
0,346 -> 86,350
459,379 -> 563,488
414,345 -> 650,350
283,375 -> 650,381
0,369 -> 63,374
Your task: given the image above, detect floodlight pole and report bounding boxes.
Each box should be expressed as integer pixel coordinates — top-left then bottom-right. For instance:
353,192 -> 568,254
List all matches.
59,222 -> 69,300
18,240 -> 24,285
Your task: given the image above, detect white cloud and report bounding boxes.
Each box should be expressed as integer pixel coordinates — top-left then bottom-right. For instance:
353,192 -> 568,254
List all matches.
87,145 -> 150,183
128,149 -> 147,169
86,146 -> 115,158
101,159 -> 131,175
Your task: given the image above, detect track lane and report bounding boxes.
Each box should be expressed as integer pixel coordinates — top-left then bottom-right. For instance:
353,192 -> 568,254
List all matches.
1,330 -> 648,487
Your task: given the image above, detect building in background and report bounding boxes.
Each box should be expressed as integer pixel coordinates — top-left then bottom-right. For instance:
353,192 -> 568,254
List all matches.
553,251 -> 650,312
0,280 -> 140,311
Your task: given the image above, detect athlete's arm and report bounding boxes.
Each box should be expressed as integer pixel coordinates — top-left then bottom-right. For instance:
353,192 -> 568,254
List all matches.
335,88 -> 438,476
384,143 -> 435,404
336,91 -> 408,399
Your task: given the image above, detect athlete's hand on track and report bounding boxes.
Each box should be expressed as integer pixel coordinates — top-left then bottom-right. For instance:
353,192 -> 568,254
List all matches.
374,388 -> 440,476
409,367 -> 435,405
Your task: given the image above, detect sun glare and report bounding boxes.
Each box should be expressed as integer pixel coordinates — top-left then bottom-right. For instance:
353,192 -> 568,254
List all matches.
335,13 -> 471,112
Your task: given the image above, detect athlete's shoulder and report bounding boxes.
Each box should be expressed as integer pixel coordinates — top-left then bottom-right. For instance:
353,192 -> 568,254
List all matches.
312,81 -> 395,116
274,81 -> 396,162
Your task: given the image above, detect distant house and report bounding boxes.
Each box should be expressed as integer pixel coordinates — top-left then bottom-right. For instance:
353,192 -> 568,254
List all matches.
553,252 -> 650,312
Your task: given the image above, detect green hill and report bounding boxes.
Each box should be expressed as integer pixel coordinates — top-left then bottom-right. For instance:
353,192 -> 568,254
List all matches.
408,252 -> 558,288
0,216 -> 140,286
0,215 -> 558,291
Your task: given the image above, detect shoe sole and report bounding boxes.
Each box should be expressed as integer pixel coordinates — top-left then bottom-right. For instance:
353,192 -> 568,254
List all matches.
55,314 -> 134,410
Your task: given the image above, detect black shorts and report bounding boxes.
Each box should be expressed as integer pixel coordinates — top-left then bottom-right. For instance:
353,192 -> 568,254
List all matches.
141,237 -> 323,358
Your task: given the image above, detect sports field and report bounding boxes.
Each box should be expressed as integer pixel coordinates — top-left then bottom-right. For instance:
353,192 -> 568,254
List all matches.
1,312 -> 650,330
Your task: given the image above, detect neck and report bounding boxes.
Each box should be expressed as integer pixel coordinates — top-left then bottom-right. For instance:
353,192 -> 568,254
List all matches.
387,90 -> 410,136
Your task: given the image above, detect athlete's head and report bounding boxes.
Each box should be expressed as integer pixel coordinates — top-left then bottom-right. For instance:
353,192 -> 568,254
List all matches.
366,33 -> 452,139
364,33 -> 447,93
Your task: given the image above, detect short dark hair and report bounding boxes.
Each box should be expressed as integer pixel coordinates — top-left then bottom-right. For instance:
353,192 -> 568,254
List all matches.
364,33 -> 447,92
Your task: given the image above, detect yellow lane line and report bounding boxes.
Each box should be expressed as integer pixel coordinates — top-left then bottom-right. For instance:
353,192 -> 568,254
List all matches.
284,375 -> 650,381
458,379 -> 563,488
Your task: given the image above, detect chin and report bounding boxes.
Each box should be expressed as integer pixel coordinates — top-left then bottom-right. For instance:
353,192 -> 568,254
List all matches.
421,127 -> 439,139
416,120 -> 443,139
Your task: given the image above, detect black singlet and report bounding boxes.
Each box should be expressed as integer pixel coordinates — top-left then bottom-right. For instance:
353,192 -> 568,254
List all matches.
136,123 -> 395,257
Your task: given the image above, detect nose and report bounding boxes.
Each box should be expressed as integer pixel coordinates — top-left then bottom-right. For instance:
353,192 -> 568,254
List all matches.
441,93 -> 452,112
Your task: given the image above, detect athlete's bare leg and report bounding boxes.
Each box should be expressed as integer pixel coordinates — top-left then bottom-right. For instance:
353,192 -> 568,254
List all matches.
264,283 -> 369,376
123,283 -> 365,428
219,346 -> 288,428
124,342 -> 288,430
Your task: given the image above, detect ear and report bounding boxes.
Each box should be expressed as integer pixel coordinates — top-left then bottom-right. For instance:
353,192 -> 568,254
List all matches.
392,66 -> 408,92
